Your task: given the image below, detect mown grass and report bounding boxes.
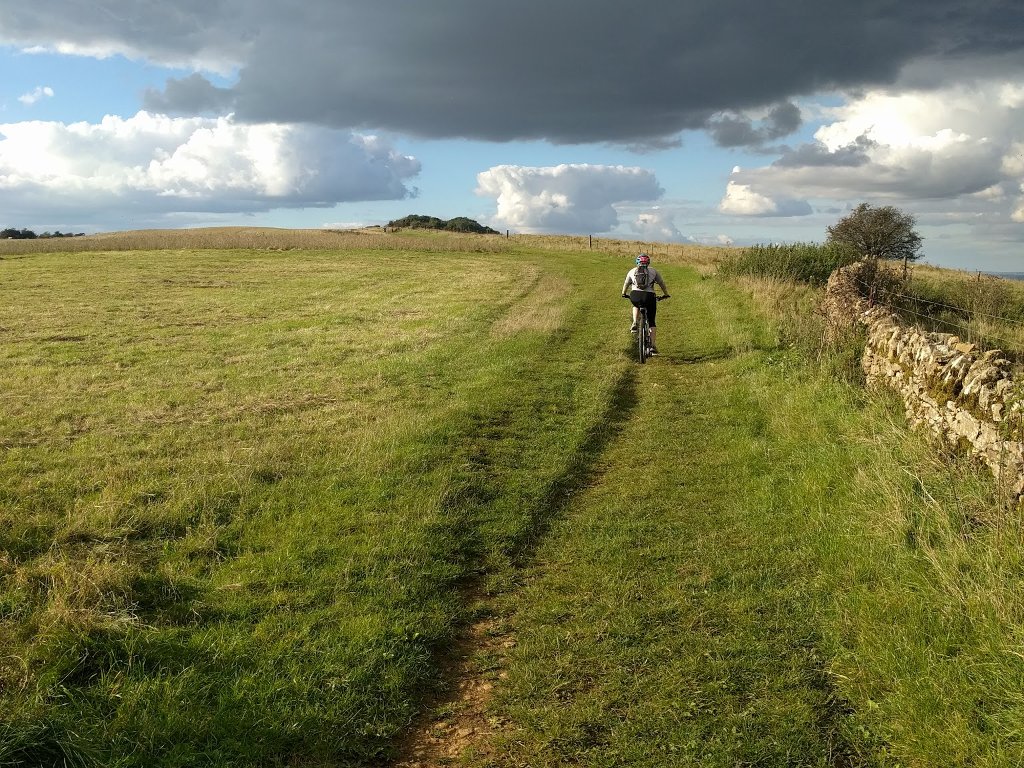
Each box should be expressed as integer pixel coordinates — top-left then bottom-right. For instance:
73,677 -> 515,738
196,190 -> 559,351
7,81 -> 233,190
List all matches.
466,269 -> 1024,767
0,241 -> 643,766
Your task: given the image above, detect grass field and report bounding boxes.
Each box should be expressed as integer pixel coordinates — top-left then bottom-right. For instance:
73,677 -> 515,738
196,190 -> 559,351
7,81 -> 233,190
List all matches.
0,242 -> 639,765
2,232 -> 1024,766
0,227 -> 729,272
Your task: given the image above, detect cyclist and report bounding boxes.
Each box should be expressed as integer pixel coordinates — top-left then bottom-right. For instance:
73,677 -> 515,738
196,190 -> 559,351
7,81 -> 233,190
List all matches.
621,253 -> 669,354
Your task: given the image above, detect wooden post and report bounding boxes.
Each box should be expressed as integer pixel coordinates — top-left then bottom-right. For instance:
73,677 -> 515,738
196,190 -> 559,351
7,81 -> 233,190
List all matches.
589,235 -> 593,249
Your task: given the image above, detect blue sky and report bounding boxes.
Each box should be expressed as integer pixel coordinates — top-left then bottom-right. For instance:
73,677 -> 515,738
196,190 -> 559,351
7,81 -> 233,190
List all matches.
1,1 -> 1023,272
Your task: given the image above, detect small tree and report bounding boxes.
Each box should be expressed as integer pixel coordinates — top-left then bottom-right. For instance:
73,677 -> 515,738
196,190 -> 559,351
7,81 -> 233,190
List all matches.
826,203 -> 922,268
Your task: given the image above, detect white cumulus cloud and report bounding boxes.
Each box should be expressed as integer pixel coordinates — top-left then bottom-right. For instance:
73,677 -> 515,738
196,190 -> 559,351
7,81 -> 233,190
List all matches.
1013,189 -> 1024,224
630,209 -> 684,241
625,205 -> 736,245
0,111 -> 420,223
476,164 -> 663,233
723,79 -> 1024,233
18,85 -> 54,105
718,179 -> 812,217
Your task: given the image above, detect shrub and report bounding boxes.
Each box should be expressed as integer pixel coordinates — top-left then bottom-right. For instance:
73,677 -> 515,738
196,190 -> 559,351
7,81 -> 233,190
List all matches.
387,214 -> 499,235
0,228 -> 38,240
443,217 -> 499,234
718,242 -> 860,286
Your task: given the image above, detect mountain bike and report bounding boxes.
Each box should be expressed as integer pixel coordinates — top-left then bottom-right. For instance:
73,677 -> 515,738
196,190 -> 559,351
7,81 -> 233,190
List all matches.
624,294 -> 669,363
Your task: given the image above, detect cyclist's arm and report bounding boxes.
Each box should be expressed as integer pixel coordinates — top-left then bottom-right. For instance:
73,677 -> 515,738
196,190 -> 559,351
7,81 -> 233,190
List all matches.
621,274 -> 633,295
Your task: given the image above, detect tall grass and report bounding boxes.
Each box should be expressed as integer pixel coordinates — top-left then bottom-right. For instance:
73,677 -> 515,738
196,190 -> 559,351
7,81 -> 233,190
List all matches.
717,242 -> 859,286
876,264 -> 1024,359
720,246 -> 1024,373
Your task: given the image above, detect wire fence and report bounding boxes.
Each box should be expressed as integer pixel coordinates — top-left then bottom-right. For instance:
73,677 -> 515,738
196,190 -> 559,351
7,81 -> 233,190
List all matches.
853,275 -> 1024,356
882,288 -> 1024,326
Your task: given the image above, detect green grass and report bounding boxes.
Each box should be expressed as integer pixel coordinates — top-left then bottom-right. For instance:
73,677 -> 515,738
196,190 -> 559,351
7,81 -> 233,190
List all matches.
718,242 -> 859,286
4,237 -> 1024,766
462,272 -> 1024,766
0,245 -> 633,766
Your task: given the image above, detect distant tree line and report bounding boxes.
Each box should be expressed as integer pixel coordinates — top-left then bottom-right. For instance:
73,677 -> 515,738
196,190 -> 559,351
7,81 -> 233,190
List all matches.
386,214 -> 499,235
0,228 -> 85,239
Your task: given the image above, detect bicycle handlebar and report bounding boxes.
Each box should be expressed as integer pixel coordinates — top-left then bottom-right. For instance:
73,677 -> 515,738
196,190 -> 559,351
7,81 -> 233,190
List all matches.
622,294 -> 671,300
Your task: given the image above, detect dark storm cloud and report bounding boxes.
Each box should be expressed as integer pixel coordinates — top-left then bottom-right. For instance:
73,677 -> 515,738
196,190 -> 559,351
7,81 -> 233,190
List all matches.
2,0 -> 1023,143
773,135 -> 877,167
144,73 -> 234,115
708,102 -> 803,149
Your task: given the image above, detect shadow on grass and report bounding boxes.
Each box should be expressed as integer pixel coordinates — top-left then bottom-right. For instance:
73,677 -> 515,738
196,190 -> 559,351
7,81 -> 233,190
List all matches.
662,346 -> 737,365
798,633 -> 870,768
427,361 -> 639,576
514,366 -> 638,561
388,367 -> 639,766
620,338 -> 739,367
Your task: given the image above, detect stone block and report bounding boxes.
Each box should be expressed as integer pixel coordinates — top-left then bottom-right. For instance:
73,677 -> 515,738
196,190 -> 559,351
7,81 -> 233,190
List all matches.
822,260 -> 1023,500
977,422 -> 998,446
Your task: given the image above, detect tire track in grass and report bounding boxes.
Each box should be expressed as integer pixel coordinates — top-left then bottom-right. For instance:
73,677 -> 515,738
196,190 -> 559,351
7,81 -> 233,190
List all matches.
463,274 -> 869,766
388,254 -> 641,766
392,365 -> 640,767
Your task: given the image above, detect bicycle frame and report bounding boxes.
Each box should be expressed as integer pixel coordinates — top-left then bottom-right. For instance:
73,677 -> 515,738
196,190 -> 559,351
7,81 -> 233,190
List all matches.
637,307 -> 652,363
623,293 -> 666,364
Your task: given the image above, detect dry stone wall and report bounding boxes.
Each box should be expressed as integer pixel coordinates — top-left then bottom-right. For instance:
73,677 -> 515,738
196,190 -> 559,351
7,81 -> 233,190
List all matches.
825,262 -> 1024,498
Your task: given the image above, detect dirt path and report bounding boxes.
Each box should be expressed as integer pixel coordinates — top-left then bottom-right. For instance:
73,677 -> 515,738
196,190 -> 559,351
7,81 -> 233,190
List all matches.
390,613 -> 508,767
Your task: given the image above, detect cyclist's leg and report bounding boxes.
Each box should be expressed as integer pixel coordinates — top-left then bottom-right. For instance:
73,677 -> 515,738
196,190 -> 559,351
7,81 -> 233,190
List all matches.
646,294 -> 659,350
629,290 -> 645,331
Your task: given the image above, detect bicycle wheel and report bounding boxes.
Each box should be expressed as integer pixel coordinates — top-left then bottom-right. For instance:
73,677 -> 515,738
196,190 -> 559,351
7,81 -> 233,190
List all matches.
637,312 -> 648,363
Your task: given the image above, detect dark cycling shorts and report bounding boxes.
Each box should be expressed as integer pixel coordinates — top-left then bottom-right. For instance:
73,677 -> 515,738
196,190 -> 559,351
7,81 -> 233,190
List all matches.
629,290 -> 658,327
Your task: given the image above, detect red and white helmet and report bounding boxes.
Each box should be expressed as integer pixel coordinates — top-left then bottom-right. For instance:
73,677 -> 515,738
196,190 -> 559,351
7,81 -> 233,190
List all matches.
635,253 -> 651,266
